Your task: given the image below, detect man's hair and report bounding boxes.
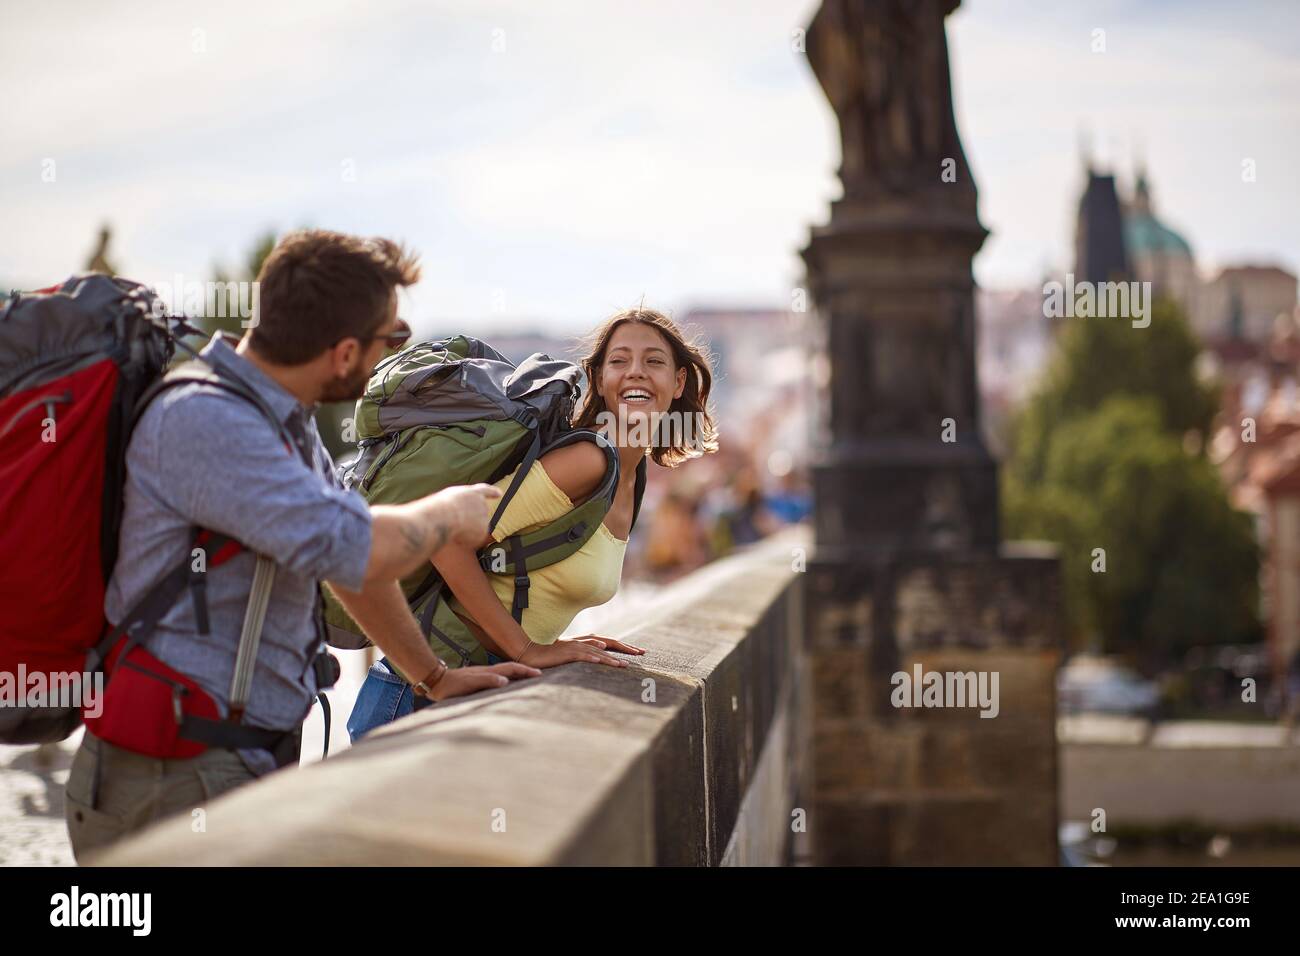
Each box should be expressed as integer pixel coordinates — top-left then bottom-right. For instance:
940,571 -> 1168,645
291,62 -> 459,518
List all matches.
248,229 -> 421,365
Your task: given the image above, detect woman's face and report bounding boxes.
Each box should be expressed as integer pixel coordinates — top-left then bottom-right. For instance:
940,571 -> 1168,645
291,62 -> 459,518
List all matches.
597,321 -> 687,447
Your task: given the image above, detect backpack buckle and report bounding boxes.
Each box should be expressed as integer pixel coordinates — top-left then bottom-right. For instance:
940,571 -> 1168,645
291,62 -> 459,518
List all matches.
512,572 -> 530,618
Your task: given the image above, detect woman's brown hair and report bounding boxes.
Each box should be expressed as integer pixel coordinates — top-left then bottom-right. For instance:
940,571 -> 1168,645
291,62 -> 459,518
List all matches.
572,306 -> 718,467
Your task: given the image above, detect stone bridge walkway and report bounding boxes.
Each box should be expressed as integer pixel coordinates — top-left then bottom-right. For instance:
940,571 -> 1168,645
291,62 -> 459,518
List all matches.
0,582 -> 660,866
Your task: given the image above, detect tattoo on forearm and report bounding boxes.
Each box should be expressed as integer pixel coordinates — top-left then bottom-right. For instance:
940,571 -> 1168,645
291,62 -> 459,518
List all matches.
398,519 -> 426,556
431,522 -> 449,556
398,514 -> 451,563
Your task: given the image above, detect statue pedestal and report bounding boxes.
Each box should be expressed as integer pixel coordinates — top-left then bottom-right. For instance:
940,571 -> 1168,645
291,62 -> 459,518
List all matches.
803,202 -> 1000,553
799,1 -> 1063,865
800,206 -> 1064,864
803,546 -> 1061,865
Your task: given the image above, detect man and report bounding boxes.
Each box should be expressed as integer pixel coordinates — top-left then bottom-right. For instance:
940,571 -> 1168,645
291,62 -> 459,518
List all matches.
64,230 -> 539,860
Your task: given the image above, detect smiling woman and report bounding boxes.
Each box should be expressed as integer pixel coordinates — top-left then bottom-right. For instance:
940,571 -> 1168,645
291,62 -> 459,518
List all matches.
345,305 -> 720,741
573,306 -> 719,469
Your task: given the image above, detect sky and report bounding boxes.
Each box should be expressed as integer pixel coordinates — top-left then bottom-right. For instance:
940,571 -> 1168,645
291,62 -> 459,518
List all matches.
2,0 -> 1297,337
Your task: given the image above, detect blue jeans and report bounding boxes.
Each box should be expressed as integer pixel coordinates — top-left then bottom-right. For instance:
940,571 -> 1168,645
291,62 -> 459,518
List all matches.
347,655 -> 502,742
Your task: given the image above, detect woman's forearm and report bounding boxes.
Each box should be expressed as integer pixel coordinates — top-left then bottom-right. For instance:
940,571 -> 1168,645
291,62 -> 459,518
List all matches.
432,541 -> 532,660
458,616 -> 508,660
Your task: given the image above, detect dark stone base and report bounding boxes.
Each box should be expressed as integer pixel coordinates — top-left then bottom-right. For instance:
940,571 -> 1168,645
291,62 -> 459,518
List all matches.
812,448 -> 1001,553
803,546 -> 1063,865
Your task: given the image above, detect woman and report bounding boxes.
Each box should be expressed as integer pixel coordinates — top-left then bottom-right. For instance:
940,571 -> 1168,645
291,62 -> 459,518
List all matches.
347,306 -> 717,739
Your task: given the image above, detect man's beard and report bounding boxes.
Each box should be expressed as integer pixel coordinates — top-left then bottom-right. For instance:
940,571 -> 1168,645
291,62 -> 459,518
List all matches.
319,362 -> 371,403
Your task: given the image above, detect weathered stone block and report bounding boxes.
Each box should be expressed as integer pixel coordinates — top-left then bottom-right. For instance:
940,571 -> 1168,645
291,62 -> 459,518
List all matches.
888,791 -> 1055,866
814,719 -> 921,795
811,797 -> 893,866
805,552 -> 1063,865
810,646 -> 871,721
889,648 -> 1059,723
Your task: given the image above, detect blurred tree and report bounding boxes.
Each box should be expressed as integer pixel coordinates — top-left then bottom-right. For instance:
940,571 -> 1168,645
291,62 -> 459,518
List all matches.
198,231 -> 277,341
1007,298 -> 1219,489
85,224 -> 119,275
1003,301 -> 1260,667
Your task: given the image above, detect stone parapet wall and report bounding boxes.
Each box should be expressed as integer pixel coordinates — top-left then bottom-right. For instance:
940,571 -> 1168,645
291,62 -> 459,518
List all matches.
95,531 -> 808,866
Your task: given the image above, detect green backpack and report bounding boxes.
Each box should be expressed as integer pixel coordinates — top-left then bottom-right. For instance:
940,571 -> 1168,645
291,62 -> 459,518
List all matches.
323,335 -> 646,669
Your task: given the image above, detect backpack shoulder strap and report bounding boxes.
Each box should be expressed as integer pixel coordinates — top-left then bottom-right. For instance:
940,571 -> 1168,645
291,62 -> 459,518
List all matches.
488,415 -> 541,537
631,455 -> 647,533
88,529 -> 241,670
97,358 -> 304,728
133,359 -> 299,460
504,429 -> 620,559
479,430 -> 620,623
481,432 -> 642,577
410,430 -> 627,630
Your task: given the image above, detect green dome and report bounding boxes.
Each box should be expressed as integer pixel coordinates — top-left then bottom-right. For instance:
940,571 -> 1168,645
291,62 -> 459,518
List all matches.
1124,172 -> 1193,258
1124,212 -> 1192,257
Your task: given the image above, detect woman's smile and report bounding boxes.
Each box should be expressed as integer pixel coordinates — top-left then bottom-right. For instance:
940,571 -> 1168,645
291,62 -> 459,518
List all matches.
618,387 -> 655,406
598,322 -> 685,432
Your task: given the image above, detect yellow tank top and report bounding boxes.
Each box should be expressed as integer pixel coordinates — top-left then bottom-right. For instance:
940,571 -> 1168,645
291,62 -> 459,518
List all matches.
446,459 -> 627,644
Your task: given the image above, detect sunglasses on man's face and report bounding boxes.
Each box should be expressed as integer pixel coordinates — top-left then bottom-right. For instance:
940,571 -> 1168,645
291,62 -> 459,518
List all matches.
372,318 -> 412,349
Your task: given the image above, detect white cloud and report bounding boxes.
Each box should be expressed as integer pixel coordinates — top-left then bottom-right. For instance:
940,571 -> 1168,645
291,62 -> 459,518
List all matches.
2,0 -> 1295,325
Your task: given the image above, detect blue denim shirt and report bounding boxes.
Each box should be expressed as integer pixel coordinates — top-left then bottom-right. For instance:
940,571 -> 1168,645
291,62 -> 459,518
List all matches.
103,333 -> 372,775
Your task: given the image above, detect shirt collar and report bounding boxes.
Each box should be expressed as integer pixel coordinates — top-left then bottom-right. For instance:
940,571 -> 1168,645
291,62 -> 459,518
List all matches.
198,332 -> 316,426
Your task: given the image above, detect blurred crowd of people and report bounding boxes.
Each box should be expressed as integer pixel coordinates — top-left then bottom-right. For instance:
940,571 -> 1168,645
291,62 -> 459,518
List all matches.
629,442 -> 811,583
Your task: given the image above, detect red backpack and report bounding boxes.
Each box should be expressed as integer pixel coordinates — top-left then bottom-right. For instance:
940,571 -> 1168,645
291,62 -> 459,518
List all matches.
0,275 -> 178,743
0,275 -> 331,759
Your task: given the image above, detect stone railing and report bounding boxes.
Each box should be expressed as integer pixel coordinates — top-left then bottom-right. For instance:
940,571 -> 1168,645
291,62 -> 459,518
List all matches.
95,530 -> 809,865
1060,716 -> 1300,830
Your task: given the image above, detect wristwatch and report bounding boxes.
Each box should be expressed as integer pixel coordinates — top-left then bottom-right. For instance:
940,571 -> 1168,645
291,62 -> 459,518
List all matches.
411,660 -> 449,699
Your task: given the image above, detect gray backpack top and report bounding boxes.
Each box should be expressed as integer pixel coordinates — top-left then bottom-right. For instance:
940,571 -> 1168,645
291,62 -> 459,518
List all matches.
324,335 -> 646,667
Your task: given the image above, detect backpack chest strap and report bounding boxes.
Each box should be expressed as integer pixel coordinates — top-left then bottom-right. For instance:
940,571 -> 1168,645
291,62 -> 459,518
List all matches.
478,491 -> 612,575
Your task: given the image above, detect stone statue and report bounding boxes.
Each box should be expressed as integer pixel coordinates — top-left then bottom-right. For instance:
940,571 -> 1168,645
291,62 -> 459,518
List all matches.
806,0 -> 973,203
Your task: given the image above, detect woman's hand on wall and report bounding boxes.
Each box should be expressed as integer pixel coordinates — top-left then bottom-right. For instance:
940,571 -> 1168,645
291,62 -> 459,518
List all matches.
516,639 -> 631,669
566,635 -> 646,656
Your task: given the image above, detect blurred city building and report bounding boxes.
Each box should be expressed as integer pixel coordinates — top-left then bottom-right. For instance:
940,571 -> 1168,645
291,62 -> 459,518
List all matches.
1210,330 -> 1300,678
1197,265 -> 1299,343
678,306 -> 814,473
1074,168 -> 1131,284
975,287 -> 1054,456
1123,168 -> 1197,316
1068,162 -> 1296,349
